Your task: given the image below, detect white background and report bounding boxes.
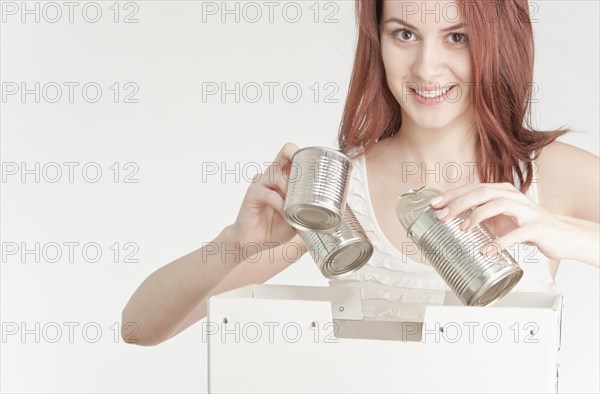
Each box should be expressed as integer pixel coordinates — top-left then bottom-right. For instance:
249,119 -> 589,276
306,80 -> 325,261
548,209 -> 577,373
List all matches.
1,1 -> 598,393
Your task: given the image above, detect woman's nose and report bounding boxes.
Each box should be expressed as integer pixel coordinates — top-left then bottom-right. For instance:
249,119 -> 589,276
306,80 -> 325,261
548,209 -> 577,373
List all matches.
412,41 -> 445,83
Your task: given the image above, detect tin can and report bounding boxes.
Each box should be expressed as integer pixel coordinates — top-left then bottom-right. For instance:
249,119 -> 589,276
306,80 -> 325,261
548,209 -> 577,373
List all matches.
298,204 -> 373,278
396,186 -> 523,306
284,146 -> 352,232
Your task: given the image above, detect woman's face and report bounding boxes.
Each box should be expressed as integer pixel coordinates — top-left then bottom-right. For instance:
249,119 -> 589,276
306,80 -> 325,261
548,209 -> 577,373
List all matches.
380,0 -> 474,130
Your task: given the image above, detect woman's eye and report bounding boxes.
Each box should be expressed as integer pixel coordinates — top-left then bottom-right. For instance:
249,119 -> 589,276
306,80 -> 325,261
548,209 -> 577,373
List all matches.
394,29 -> 415,42
449,32 -> 468,44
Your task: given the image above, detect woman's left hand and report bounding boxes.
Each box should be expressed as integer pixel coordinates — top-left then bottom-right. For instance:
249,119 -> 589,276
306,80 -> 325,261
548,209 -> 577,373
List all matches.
429,182 -> 570,261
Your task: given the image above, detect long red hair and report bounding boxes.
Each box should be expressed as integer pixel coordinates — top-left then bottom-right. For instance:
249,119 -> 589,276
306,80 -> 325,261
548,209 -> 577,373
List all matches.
338,0 -> 570,192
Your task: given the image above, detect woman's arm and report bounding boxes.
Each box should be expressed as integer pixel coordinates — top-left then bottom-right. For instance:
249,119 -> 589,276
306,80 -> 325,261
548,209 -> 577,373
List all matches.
121,225 -> 241,346
536,141 -> 599,267
121,227 -> 306,346
535,141 -> 599,223
555,214 -> 599,267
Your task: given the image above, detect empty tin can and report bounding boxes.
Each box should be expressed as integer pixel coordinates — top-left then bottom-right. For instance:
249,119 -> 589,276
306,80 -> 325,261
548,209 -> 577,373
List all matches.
284,146 -> 352,232
298,204 -> 373,278
396,186 -> 523,306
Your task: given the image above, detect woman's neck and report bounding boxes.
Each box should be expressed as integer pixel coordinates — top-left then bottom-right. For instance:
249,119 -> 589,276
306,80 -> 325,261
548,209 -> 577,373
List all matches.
388,113 -> 478,164
371,112 -> 481,187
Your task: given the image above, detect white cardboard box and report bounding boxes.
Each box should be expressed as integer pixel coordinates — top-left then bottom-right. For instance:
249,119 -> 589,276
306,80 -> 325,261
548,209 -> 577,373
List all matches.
207,284 -> 562,393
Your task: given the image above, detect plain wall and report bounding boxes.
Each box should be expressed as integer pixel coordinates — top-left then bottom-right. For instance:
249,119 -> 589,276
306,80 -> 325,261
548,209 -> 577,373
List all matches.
1,1 -> 598,392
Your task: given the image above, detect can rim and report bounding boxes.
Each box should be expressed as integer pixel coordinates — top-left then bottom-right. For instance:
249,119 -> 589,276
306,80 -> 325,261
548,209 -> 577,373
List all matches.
292,146 -> 351,163
466,265 -> 524,306
405,205 -> 436,240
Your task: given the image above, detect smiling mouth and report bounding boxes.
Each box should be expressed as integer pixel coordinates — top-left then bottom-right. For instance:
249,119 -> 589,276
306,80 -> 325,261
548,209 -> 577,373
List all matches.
411,85 -> 457,99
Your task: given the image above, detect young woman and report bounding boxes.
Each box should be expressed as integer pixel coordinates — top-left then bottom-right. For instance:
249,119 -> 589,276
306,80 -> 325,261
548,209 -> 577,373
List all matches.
122,0 -> 599,345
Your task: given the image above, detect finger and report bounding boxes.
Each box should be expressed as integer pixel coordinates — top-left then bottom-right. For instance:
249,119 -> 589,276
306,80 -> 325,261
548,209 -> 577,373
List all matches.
271,142 -> 300,193
479,226 -> 534,257
252,186 -> 286,217
253,165 -> 289,199
439,186 -> 529,223
253,142 -> 300,197
461,198 -> 534,232
272,142 -> 300,173
431,182 -> 516,209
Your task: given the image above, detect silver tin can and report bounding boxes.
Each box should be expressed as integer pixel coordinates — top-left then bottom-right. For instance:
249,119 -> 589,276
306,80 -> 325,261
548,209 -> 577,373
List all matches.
284,146 -> 353,232
396,186 -> 523,306
298,204 -> 373,278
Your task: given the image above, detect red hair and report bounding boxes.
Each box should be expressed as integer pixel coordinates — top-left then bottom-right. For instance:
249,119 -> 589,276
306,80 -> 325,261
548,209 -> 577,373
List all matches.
337,0 -> 570,192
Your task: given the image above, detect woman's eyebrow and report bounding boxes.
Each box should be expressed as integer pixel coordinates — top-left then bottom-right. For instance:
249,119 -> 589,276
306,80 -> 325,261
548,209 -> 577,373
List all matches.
383,17 -> 464,32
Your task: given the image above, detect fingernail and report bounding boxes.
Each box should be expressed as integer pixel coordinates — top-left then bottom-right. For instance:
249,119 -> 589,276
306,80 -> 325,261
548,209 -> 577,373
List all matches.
430,196 -> 443,206
435,207 -> 449,220
460,218 -> 470,231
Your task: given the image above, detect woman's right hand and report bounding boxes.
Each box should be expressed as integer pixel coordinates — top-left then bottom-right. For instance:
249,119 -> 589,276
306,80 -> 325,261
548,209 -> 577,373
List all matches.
229,142 -> 301,251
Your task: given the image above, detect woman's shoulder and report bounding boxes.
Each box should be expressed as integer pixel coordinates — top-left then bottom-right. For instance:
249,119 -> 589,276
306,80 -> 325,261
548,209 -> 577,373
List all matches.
534,140 -> 599,220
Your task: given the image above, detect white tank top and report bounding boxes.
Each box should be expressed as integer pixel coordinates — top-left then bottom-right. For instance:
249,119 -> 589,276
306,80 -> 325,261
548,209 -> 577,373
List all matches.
328,154 -> 557,322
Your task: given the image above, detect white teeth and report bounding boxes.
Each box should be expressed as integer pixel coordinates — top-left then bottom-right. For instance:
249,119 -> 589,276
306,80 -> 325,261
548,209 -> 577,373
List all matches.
414,85 -> 454,98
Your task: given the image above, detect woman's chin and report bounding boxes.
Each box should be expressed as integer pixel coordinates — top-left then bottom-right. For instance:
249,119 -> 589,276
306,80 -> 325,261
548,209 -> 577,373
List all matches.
410,118 -> 454,131
403,108 -> 470,132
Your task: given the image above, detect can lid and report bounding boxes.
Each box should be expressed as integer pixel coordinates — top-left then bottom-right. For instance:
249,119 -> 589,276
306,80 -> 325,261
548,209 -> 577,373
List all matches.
321,240 -> 373,278
395,186 -> 442,231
